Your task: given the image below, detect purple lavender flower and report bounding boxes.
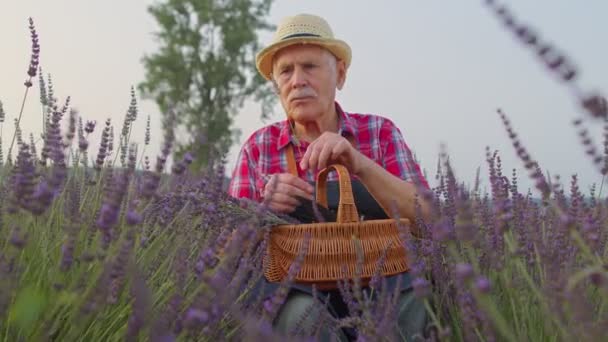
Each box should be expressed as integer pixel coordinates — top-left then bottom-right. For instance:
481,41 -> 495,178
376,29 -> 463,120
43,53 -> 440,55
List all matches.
580,94 -> 607,119
455,263 -> 474,281
573,118 -> 604,173
474,276 -> 491,294
412,277 -> 431,298
149,291 -> 183,339
59,96 -> 70,117
336,268 -> 359,316
125,86 -> 138,123
150,334 -> 176,342
30,180 -> 54,215
369,247 -> 388,291
141,172 -> 161,199
25,17 -> 40,83
145,115 -> 151,145
97,203 -> 120,232
108,126 -> 114,154
85,120 -> 96,134
78,118 -> 89,152
60,236 -> 75,271
497,109 -> 552,199
14,118 -> 23,147
0,187 -> 5,230
126,268 -> 150,340
28,133 -> 37,159
46,73 -> 55,108
126,208 -> 142,226
37,68 -> 47,107
96,160 -> 136,249
183,308 -> 209,327
106,230 -> 135,304
65,108 -> 78,144
194,248 -> 216,276
171,152 -> 194,175
9,226 -> 27,249
79,144 -> 89,165
11,144 -> 38,212
95,119 -> 111,171
0,100 -> 5,123
585,272 -> 604,288
431,217 -> 453,242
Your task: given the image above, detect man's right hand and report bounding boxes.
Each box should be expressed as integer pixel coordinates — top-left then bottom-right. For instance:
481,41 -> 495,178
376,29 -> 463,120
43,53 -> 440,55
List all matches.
263,173 -> 315,213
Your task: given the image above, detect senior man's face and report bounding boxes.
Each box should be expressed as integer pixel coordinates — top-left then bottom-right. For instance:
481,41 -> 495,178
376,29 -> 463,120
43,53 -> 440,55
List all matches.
271,44 -> 346,122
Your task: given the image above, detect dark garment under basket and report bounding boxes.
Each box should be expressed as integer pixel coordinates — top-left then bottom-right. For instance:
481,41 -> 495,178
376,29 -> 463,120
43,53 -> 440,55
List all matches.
289,179 -> 389,223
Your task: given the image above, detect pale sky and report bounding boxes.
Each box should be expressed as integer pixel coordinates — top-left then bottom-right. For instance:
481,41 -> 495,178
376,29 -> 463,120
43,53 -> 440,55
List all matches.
1,1 -> 606,195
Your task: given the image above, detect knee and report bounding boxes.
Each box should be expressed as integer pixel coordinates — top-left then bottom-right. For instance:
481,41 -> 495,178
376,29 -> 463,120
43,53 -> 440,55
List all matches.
274,292 -> 324,335
273,292 -> 346,341
396,290 -> 428,341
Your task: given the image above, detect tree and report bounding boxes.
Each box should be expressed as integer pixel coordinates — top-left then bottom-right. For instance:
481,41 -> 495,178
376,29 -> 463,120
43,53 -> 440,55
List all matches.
139,0 -> 276,171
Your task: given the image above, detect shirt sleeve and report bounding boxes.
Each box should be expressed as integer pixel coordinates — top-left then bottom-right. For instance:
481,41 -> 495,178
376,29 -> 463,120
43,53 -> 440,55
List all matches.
227,142 -> 264,201
379,118 -> 430,189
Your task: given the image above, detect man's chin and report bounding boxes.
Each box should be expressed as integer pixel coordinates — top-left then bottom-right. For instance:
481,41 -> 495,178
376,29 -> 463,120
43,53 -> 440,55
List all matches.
289,112 -> 319,123
288,105 -> 319,119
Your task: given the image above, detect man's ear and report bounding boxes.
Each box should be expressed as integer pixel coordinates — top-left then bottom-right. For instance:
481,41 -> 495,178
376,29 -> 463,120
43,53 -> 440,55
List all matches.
336,59 -> 347,90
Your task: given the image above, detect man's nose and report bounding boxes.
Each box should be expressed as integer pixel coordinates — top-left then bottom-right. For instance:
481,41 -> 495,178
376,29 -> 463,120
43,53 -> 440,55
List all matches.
291,67 -> 307,88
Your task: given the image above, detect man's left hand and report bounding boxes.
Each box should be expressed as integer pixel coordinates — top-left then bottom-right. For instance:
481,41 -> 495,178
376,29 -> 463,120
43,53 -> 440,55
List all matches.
299,132 -> 372,175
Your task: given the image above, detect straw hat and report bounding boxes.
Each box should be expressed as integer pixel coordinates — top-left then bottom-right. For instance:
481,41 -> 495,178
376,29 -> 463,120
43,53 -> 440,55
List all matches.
255,14 -> 352,81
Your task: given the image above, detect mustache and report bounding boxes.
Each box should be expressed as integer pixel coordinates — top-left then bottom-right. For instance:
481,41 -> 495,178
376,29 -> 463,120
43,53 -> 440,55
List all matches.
288,88 -> 317,101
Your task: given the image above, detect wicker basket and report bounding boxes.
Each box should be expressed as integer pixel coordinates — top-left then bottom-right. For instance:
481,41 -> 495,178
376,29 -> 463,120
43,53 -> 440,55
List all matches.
263,163 -> 413,290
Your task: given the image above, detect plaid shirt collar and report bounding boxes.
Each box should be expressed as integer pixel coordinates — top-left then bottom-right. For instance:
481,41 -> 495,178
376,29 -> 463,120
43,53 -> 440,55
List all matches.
277,101 -> 358,150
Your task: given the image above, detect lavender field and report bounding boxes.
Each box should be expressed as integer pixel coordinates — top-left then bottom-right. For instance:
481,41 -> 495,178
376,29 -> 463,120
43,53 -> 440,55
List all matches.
1,4 -> 607,342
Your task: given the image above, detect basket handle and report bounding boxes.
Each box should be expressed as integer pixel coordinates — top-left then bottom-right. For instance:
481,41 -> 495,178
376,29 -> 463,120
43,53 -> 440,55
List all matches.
316,164 -> 360,223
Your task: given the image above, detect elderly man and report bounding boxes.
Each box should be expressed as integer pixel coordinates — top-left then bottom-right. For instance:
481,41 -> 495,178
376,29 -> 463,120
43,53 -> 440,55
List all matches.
229,13 -> 430,341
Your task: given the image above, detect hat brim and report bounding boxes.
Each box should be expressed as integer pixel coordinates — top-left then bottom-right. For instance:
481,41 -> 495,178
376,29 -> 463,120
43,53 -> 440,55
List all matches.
256,37 -> 351,81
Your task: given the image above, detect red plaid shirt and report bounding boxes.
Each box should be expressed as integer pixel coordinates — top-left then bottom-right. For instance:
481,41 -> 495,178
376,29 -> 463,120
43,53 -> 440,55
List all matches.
228,102 -> 429,201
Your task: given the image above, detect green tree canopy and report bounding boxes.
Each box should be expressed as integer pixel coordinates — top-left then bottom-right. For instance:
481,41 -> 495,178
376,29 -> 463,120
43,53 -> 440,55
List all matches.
139,0 -> 276,170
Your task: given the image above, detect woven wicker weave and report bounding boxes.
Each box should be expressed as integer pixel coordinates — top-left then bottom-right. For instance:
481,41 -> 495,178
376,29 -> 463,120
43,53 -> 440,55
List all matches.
263,163 -> 413,290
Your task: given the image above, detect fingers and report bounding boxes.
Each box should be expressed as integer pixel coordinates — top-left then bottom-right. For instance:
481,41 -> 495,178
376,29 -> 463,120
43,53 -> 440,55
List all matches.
300,143 -> 312,171
280,173 -> 314,196
300,134 -> 351,171
263,173 -> 314,213
268,191 -> 301,207
269,201 -> 296,213
331,141 -> 349,166
316,143 -> 333,170
301,138 -> 328,171
302,142 -> 320,171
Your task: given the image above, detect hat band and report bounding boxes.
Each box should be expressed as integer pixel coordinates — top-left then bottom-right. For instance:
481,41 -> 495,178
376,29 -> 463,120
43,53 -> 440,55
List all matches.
280,32 -> 322,40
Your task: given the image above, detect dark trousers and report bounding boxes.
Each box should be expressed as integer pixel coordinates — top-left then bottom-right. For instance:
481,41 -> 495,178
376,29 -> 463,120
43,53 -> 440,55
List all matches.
273,284 -> 428,341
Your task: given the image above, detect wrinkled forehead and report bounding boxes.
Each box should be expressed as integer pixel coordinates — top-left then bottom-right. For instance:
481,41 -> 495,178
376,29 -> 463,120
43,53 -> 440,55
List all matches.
271,44 -> 336,69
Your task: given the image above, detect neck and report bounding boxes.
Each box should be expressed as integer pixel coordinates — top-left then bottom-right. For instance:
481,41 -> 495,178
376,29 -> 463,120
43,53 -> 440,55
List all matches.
291,105 -> 339,142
